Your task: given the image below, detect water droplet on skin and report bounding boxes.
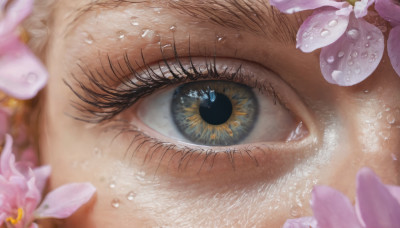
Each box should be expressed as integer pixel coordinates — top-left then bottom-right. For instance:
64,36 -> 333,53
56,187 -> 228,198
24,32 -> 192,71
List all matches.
377,112 -> 383,119
347,28 -> 360,39
216,35 -> 225,43
111,199 -> 120,208
141,29 -> 160,43
93,147 -> 102,157
387,113 -> 396,124
328,19 -> 338,27
117,30 -> 126,39
131,21 -> 139,26
326,56 -> 335,63
126,191 -> 136,201
83,32 -> 94,44
320,29 -> 330,37
154,7 -> 162,13
161,43 -> 172,50
391,153 -> 398,161
364,89 -> 369,93
109,181 -> 116,189
337,51 -> 345,58
379,131 -> 390,141
169,25 -> 177,32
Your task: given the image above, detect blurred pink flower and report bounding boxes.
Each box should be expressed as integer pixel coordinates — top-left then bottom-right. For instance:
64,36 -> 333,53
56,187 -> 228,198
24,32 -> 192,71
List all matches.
283,167 -> 400,228
0,135 -> 96,228
0,0 -> 48,100
270,0 -> 385,86
375,0 -> 400,77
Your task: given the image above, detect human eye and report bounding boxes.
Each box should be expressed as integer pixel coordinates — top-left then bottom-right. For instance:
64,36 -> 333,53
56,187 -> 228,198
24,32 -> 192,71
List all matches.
67,41 -> 314,175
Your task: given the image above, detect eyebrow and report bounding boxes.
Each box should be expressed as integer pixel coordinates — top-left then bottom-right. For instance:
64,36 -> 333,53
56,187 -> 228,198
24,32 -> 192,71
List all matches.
70,0 -> 301,44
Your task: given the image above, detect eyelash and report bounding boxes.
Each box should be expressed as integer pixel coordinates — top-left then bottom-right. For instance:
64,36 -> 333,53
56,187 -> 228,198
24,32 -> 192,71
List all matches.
66,42 -> 289,173
66,42 -> 280,123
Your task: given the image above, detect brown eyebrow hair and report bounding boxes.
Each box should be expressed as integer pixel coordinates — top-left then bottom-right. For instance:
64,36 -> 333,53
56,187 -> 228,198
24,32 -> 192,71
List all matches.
68,0 -> 302,44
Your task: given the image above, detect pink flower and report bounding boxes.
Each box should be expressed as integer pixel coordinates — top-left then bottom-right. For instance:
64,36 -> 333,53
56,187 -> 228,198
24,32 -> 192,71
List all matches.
283,167 -> 400,228
0,0 -> 48,100
0,135 -> 96,228
375,0 -> 400,77
270,0 -> 385,86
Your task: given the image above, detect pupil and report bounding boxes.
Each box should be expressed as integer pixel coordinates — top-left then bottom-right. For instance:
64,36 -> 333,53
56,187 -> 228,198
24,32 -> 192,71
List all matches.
199,92 -> 233,125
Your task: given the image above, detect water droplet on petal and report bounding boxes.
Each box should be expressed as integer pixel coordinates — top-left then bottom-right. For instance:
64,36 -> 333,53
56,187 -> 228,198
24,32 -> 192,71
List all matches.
331,70 -> 343,82
367,35 -> 372,40
320,29 -> 330,37
24,72 -> 38,84
361,52 -> 368,58
348,60 -> 354,66
347,29 -> 360,39
365,43 -> 370,48
337,51 -> 345,58
111,199 -> 120,208
328,19 -> 338,27
354,68 -> 361,74
351,51 -> 358,58
126,191 -> 136,201
326,56 -> 335,63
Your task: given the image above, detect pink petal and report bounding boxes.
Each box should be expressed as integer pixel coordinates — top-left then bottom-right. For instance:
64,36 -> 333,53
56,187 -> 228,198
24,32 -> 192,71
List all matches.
354,0 -> 375,18
35,183 -> 96,219
29,223 -> 38,228
388,26 -> 400,77
356,167 -> 400,227
0,38 -> 48,100
0,0 -> 34,36
0,108 -> 10,139
24,176 -> 41,217
375,0 -> 400,26
269,0 -> 345,14
0,134 -> 20,177
320,16 -> 384,86
296,8 -> 350,53
386,185 -> 400,205
33,165 -> 51,193
283,217 -> 318,228
311,186 -> 362,228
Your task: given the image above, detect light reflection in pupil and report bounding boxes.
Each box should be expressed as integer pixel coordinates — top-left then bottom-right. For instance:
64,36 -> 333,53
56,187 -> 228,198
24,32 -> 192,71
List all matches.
199,92 -> 233,125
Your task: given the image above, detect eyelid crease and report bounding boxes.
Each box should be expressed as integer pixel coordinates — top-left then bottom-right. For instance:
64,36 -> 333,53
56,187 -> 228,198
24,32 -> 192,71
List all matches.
65,42 -> 283,124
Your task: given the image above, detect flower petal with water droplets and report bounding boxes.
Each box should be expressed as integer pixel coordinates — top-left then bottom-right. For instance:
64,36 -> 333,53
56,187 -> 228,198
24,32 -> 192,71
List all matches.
375,0 -> 400,26
320,16 -> 384,86
269,0 -> 345,14
0,38 -> 48,100
312,186 -> 362,228
283,217 -> 318,228
387,26 -> 400,77
297,8 -> 350,53
356,167 -> 400,227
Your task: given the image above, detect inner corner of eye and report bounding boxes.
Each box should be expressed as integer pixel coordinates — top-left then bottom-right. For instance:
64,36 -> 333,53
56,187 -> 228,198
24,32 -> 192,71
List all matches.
134,78 -> 308,147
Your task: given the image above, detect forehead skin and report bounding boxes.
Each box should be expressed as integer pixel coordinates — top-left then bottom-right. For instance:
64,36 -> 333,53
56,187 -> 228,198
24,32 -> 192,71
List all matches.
37,0 -> 400,227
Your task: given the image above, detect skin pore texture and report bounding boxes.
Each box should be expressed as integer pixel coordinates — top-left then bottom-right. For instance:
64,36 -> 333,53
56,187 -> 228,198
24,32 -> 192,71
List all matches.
31,0 -> 400,227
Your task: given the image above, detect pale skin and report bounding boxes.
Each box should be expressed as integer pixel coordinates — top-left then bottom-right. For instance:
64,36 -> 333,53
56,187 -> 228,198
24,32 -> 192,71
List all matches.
31,0 -> 400,227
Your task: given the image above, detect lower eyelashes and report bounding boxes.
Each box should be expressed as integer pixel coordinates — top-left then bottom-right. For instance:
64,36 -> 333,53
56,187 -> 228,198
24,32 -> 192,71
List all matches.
171,80 -> 258,146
